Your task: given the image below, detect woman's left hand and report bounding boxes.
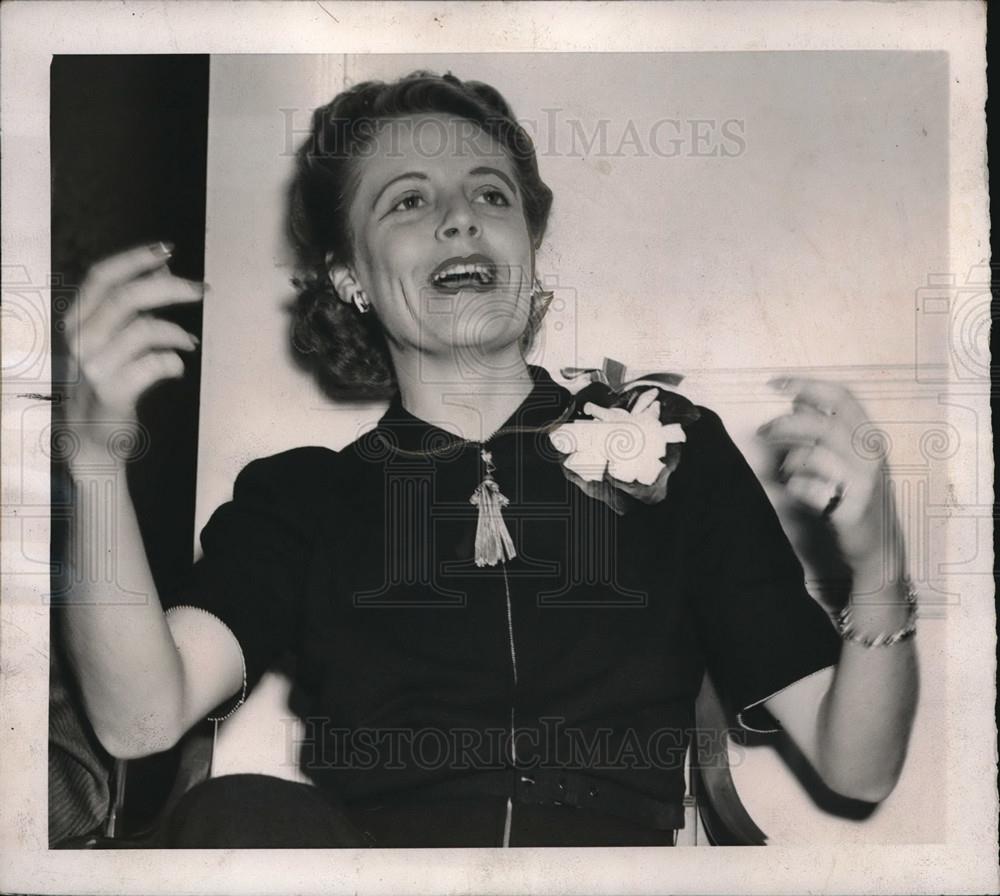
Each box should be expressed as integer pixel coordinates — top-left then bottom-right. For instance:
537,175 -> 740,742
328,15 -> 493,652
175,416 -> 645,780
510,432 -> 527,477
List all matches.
757,376 -> 902,576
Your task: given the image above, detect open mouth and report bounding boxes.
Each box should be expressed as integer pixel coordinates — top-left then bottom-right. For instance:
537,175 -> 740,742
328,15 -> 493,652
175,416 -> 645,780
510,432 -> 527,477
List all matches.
428,254 -> 501,294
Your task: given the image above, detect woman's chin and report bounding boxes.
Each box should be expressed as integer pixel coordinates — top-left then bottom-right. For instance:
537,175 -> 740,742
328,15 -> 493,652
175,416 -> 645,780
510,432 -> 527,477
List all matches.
418,299 -> 526,349
421,285 -> 519,310
419,325 -> 529,360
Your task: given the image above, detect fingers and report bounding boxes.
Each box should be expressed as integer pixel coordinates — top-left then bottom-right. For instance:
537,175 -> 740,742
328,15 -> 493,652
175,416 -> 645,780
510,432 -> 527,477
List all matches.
118,270 -> 205,314
63,244 -> 202,456
769,375 -> 866,424
71,270 -> 199,423
783,474 -> 842,515
762,377 -> 888,539
74,349 -> 188,428
81,271 -> 205,349
78,242 -> 175,321
105,351 -> 188,413
779,444 -> 846,485
126,349 -> 188,387
89,317 -> 199,377
76,272 -> 204,370
78,323 -> 197,418
757,406 -> 845,449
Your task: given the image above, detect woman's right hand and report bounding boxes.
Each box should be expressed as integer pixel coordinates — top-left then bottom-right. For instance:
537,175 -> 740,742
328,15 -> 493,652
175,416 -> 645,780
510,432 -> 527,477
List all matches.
63,242 -> 204,463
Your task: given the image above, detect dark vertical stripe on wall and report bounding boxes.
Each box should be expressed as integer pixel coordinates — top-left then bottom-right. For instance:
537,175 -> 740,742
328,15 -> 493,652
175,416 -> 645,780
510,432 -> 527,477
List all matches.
50,55 -> 210,842
987,0 -> 1000,834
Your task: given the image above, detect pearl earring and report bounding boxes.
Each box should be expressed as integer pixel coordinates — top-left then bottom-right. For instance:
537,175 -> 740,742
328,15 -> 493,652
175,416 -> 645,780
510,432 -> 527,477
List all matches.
353,290 -> 371,314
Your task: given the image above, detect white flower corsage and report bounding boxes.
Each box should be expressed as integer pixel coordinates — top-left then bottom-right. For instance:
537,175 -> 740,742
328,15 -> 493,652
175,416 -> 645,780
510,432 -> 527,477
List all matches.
548,358 -> 700,514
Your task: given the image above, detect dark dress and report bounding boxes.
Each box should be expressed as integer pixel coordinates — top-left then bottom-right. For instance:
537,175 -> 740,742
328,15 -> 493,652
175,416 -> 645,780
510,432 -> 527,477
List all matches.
163,363 -> 841,847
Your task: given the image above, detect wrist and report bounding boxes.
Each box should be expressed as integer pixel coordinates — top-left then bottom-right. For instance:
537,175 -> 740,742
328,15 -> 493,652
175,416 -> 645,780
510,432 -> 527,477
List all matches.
61,419 -> 143,475
850,558 -> 903,599
847,533 -> 906,594
838,577 -> 918,648
67,437 -> 129,477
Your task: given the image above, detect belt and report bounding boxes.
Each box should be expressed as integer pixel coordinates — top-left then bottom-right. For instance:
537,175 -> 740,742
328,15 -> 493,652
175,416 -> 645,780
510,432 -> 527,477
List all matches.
512,769 -> 685,831
352,769 -> 685,832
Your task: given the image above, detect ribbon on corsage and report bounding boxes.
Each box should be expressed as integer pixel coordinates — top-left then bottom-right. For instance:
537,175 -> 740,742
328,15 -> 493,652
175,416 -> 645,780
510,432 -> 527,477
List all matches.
548,357 -> 701,515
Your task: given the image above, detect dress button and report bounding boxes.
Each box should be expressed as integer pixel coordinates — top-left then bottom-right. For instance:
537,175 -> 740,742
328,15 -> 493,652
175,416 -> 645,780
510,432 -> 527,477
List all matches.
588,787 -> 599,798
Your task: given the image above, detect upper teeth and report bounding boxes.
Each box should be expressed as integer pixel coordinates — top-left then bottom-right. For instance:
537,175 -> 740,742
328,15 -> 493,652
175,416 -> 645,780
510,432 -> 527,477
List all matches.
432,263 -> 495,284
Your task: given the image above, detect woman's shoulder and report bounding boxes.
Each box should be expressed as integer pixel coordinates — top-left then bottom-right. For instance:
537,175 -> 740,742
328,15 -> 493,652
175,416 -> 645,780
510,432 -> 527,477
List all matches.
230,446 -> 345,506
676,400 -> 728,447
641,390 -> 747,490
658,395 -> 772,515
198,447 -> 347,548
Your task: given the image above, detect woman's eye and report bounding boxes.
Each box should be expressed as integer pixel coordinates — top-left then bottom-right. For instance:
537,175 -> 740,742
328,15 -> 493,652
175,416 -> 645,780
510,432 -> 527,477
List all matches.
390,193 -> 426,213
476,188 -> 510,207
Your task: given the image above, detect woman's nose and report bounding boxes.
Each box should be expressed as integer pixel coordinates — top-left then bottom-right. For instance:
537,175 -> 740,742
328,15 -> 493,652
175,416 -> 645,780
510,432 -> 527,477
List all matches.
436,200 -> 481,240
440,222 -> 480,239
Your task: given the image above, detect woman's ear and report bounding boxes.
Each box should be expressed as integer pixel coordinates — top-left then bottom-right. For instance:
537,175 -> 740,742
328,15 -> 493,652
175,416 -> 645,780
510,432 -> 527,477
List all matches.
326,256 -> 360,306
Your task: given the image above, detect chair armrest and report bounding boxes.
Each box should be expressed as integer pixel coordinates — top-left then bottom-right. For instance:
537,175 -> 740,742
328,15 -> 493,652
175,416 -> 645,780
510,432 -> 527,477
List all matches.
64,720 -> 215,848
692,673 -> 767,846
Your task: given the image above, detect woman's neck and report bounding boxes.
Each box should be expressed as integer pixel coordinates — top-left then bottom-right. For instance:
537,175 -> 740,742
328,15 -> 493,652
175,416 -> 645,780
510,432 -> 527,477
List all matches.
391,348 -> 535,443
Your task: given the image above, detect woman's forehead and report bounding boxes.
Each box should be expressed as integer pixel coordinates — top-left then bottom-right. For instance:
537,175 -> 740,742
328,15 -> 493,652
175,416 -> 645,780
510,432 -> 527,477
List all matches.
358,113 -> 513,183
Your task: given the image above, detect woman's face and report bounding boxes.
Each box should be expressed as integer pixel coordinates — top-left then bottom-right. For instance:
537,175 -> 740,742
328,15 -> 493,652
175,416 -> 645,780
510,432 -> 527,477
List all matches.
342,113 -> 535,360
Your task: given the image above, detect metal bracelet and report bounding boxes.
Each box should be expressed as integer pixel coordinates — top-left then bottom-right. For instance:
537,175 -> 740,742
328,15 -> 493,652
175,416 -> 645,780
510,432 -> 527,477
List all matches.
836,579 -> 918,648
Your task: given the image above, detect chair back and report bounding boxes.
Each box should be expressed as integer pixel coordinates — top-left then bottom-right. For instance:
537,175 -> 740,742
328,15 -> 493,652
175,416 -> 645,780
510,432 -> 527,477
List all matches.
691,672 -> 767,845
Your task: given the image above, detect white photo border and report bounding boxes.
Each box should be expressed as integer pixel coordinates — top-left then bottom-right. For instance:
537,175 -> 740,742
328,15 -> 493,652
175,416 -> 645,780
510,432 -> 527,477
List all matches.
1,2 -> 994,894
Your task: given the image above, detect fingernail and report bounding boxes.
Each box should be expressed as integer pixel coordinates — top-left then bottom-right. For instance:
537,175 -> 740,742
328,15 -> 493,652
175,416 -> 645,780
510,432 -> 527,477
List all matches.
190,334 -> 200,348
202,281 -> 211,293
151,241 -> 174,257
767,377 -> 790,390
756,422 -> 772,436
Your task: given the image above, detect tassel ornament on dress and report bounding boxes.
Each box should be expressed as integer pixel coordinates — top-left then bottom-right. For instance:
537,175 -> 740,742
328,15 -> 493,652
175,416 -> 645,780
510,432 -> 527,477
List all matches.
470,449 -> 517,567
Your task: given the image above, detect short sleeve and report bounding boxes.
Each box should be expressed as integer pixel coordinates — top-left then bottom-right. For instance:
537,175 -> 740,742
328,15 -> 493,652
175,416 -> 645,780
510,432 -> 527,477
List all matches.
165,447 -> 340,700
681,409 -> 841,733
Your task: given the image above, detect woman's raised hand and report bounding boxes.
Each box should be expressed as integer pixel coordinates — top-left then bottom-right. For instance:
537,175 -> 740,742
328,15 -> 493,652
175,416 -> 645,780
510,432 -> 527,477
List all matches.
57,244 -> 247,759
63,242 -> 204,462
757,377 -> 902,578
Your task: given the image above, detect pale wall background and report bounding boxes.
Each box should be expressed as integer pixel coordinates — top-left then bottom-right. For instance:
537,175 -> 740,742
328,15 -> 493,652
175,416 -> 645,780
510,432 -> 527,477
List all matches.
198,53 -> 961,844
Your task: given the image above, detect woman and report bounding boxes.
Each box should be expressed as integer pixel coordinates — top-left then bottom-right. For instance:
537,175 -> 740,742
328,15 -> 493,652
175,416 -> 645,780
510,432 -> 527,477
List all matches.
60,71 -> 918,848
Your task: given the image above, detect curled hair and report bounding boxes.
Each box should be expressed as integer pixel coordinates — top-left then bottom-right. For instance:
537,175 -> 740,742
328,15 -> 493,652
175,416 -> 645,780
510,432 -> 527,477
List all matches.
290,70 -> 554,401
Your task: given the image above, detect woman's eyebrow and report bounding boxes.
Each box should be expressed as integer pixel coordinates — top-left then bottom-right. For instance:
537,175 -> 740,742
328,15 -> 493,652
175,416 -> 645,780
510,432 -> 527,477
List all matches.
371,172 -> 428,211
468,166 -> 518,196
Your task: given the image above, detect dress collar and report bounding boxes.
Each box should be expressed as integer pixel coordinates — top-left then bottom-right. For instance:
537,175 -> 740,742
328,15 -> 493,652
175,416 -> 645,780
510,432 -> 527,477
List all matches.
376,364 -> 575,454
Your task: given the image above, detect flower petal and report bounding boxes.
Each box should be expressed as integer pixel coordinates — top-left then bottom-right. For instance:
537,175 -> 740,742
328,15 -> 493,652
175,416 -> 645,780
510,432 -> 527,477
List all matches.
608,452 -> 665,487
661,422 -> 687,444
563,448 -> 608,482
585,403 -> 626,424
548,427 -> 577,455
631,388 -> 660,416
